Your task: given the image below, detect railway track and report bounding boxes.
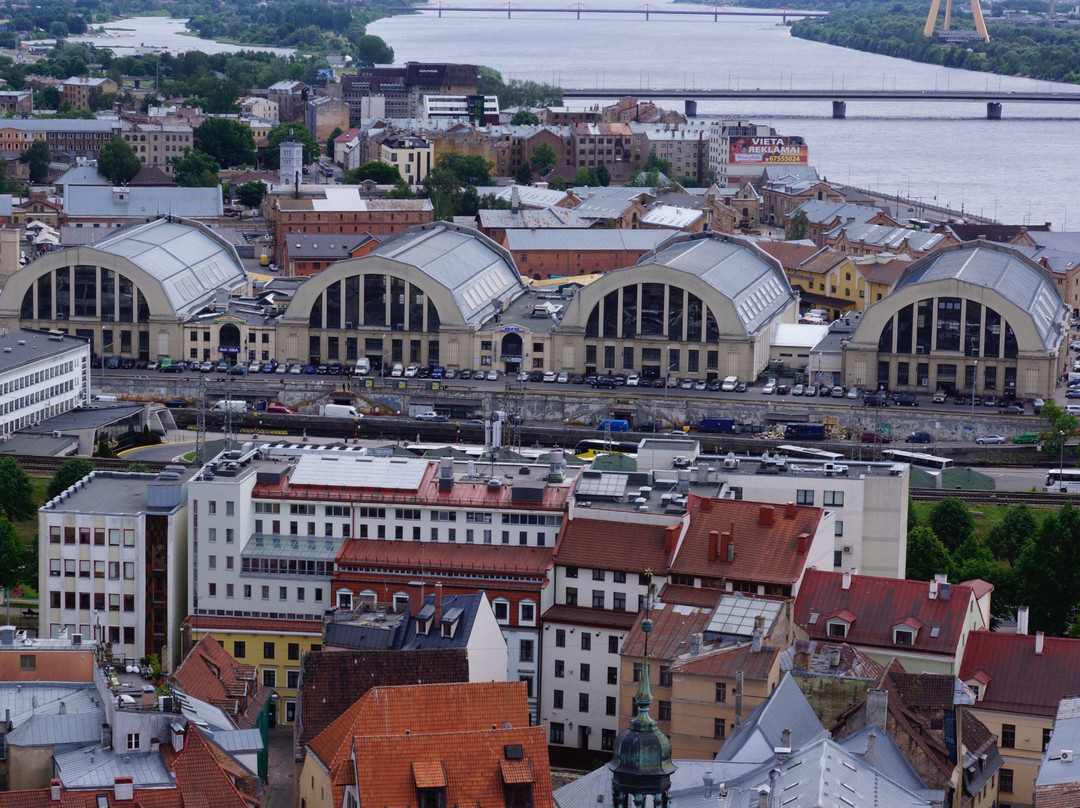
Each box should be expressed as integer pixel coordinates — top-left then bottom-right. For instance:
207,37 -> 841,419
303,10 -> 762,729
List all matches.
910,489 -> 1079,506
14,455 -> 173,477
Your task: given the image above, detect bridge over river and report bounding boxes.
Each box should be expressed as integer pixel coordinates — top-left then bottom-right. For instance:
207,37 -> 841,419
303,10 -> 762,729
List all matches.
559,87 -> 1080,118
385,3 -> 826,20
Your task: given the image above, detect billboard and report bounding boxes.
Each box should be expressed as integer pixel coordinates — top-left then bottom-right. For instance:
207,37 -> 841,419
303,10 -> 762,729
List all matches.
729,136 -> 808,164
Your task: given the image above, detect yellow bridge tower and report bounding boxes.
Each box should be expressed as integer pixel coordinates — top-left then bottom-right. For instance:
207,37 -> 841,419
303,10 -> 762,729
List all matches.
924,0 -> 990,43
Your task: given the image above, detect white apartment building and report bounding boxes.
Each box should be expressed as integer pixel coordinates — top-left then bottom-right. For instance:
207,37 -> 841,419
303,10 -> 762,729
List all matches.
422,94 -> 499,123
39,467 -> 193,670
0,329 -> 90,437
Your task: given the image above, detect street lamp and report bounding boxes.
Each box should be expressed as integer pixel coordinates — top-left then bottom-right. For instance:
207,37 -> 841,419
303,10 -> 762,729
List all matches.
1060,431 -> 1066,489
971,359 -> 978,424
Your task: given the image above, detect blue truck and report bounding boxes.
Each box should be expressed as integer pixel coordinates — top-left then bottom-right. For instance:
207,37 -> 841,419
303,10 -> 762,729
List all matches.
784,423 -> 826,440
696,418 -> 736,433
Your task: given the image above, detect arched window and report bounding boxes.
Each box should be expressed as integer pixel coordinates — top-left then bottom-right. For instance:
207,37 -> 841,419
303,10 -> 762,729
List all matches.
492,598 -> 510,625
1004,321 -> 1018,359
877,315 -> 894,353
585,304 -> 599,338
335,589 -> 353,610
393,592 -> 409,613
309,293 -> 323,329
518,599 -> 537,627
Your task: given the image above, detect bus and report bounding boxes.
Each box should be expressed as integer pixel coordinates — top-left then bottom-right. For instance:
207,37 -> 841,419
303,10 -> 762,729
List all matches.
1044,469 -> 1080,493
776,445 -> 845,462
880,449 -> 954,470
573,439 -> 639,460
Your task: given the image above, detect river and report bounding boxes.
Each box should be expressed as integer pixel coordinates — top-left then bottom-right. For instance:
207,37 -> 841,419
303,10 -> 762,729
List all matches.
368,0 -> 1079,228
61,16 -> 294,57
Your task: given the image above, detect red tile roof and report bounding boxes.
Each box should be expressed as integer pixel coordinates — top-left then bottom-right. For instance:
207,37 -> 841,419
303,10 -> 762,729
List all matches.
181,615 -> 323,634
672,642 -> 779,681
671,496 -> 823,587
349,725 -> 553,808
754,240 -> 822,269
336,539 -> 554,577
172,726 -> 258,808
554,518 -> 674,574
170,634 -> 273,730
795,570 -> 978,657
621,603 -> 712,661
961,578 -> 994,599
296,648 -> 469,752
657,583 -> 724,609
541,604 -> 638,631
960,630 -> 1080,717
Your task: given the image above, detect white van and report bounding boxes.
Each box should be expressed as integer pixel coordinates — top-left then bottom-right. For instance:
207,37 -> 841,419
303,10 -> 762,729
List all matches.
721,376 -> 738,391
1067,404 -> 1080,415
355,358 -> 371,375
321,403 -> 361,418
211,400 -> 247,413
391,363 -> 405,377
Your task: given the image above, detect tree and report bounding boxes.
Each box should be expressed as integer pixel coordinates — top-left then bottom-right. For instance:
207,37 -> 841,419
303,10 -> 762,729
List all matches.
595,163 -> 611,187
986,504 -> 1036,564
342,161 -> 405,185
547,174 -> 568,191
97,135 -> 141,185
194,118 -> 256,168
46,458 -> 94,500
38,85 -> 61,109
457,185 -> 481,217
127,462 -> 150,473
22,139 -> 51,183
434,153 -> 492,187
326,126 -> 343,158
1040,399 -> 1078,459
421,169 -> 459,221
384,184 -> 416,200
574,167 -> 599,186
906,525 -> 953,582
170,148 -> 221,188
236,181 -> 267,210
351,35 -> 394,66
530,143 -> 557,176
787,209 -> 809,240
1015,505 -> 1080,635
514,160 -> 533,186
927,496 -> 975,553
0,515 -> 24,621
0,457 -> 35,522
264,121 -> 321,169
511,110 -> 540,125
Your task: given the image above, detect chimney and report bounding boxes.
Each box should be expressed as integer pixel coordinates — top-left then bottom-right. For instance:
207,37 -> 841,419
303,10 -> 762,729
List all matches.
865,730 -> 876,763
796,532 -> 809,554
50,780 -> 61,803
785,501 -> 796,519
751,615 -> 764,653
690,633 -> 703,655
114,776 -> 134,803
757,786 -> 770,808
708,530 -> 719,562
842,570 -> 852,590
59,701 -> 66,715
171,724 -> 185,752
1017,605 -> 1030,635
407,580 -> 425,616
700,496 -> 712,512
1036,631 -> 1045,655
758,505 -> 774,526
703,771 -> 713,798
101,723 -> 112,750
664,524 -> 679,554
434,582 -> 443,627
781,728 -> 791,749
734,670 -> 744,728
929,579 -> 938,599
866,689 -> 888,729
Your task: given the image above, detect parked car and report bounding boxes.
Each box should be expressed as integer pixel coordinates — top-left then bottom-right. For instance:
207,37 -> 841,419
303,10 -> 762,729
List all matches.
486,370 -> 498,381
792,384 -> 805,396
404,365 -> 419,377
735,381 -> 749,393
164,397 -> 189,408
999,405 -> 1024,415
721,376 -> 738,392
571,374 -> 585,385
861,430 -> 891,443
653,378 -> 666,388
1013,432 -> 1041,444
804,385 -> 819,397
707,378 -> 722,391
528,370 -> 543,383
460,369 -> 473,380
265,404 -> 293,414
680,378 -> 694,390
905,432 -> 932,443
557,371 -> 570,384
898,393 -> 919,406
626,373 -> 640,387
761,379 -> 777,395
414,411 -> 448,422
694,379 -> 708,391
831,385 -> 845,398
199,361 -> 214,372
1033,397 -> 1045,414
846,387 -> 860,399
775,383 -> 791,395
543,371 -> 557,382
975,434 -> 1006,444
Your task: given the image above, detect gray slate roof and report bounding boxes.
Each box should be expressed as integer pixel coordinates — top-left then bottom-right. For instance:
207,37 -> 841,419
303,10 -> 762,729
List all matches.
54,745 -> 173,788
372,224 -> 524,324
897,242 -> 1067,350
89,217 -> 246,316
1036,695 -> 1080,790
827,221 -> 946,253
716,673 -> 829,763
792,199 -> 883,226
503,228 -> 677,253
65,185 -> 223,219
57,164 -> 109,190
324,592 -> 484,652
639,234 -> 797,335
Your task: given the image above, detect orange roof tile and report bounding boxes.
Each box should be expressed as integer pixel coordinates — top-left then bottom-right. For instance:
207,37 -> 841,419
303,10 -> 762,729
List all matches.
672,642 -> 779,681
412,762 -> 446,789
554,518 -> 673,574
499,759 -> 534,785
336,539 -> 553,577
621,603 -> 712,661
171,634 -> 273,730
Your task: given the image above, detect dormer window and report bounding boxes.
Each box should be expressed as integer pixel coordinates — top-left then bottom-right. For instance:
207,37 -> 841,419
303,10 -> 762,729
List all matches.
826,621 -> 848,639
417,618 -> 432,635
892,618 -> 921,646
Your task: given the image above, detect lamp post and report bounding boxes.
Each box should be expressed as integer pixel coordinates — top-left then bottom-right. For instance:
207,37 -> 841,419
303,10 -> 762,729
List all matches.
971,359 -> 978,423
1060,431 -> 1066,489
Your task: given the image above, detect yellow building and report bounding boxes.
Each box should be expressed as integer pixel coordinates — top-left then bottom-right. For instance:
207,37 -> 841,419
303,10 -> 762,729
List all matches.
181,616 -> 323,726
379,134 -> 433,186
61,76 -> 119,110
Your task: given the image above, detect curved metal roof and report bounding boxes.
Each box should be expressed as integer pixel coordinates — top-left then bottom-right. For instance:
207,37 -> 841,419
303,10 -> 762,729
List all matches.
371,223 -> 524,325
640,234 -> 796,334
90,217 -> 246,317
896,242 -> 1067,350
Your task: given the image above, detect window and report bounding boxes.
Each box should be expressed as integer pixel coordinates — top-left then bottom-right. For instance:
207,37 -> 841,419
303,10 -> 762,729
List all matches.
602,728 -> 616,750
263,642 -> 275,660
796,489 -> 814,505
592,590 -> 605,609
659,666 -> 672,686
234,641 -> 246,658
287,670 -> 300,689
659,701 -> 671,721
613,571 -> 626,584
633,662 -> 642,682
565,566 -> 578,578
894,628 -> 914,646
579,693 -> 589,712
1001,724 -> 1015,749
519,601 -> 536,626
550,722 -> 565,744
565,587 -> 577,606
288,643 -> 300,661
553,690 -> 564,709
19,655 -> 35,671
1044,727 -> 1053,752
554,660 -> 564,678
581,633 -> 591,651
835,521 -> 844,537
827,621 -> 848,638
262,669 -> 276,687
714,718 -> 726,740
555,629 -> 565,648
715,682 -> 727,703
580,663 -> 590,682
126,733 -> 140,751
592,569 -> 605,581
520,639 -> 534,662
824,490 -> 845,507
493,599 -> 509,624
1000,768 -> 1013,793
608,636 -> 619,654
606,696 -> 616,716
613,592 -> 626,611
608,666 -> 618,685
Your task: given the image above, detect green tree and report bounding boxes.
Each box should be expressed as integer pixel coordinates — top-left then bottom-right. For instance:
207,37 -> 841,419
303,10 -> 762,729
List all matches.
986,503 -> 1036,564
1015,504 -> 1080,635
595,164 -> 611,187
906,525 -> 953,582
37,85 -> 61,109
927,496 -> 976,553
97,135 -> 141,185
1040,399 -> 1078,459
326,126 -> 343,158
343,161 -> 405,185
515,160 -> 533,186
511,109 -> 540,125
529,143 -> 557,176
194,118 -> 256,168
787,209 -> 809,240
457,184 -> 481,217
127,462 -> 150,473
435,152 -> 492,187
422,169 -> 459,221
236,180 -> 268,209
351,35 -> 394,66
169,148 -> 221,187
384,184 -> 416,200
22,139 -> 51,183
264,121 -> 321,169
547,174 -> 568,191
907,495 -> 918,532
574,167 -> 599,186
0,457 -> 35,521
0,515 -> 24,621
46,457 -> 94,500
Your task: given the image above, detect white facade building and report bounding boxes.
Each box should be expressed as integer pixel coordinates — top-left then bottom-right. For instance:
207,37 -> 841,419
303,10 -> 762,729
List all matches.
0,329 -> 90,437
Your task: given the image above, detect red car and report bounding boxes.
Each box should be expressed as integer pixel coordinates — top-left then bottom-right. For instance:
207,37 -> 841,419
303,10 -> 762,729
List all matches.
860,430 -> 891,443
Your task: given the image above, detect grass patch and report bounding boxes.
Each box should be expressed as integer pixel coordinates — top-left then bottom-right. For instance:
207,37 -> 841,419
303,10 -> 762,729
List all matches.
911,500 -> 1057,540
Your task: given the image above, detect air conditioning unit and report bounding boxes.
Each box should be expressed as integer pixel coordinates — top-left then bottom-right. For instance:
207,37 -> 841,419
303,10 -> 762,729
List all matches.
1062,749 -> 1074,763
842,545 -> 853,554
